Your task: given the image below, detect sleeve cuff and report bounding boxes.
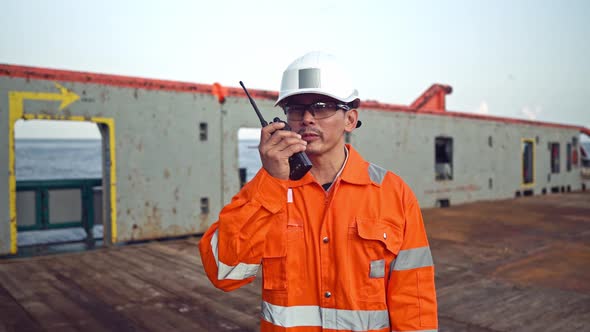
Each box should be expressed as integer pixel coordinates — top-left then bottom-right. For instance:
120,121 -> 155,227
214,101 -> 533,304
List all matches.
251,168 -> 289,214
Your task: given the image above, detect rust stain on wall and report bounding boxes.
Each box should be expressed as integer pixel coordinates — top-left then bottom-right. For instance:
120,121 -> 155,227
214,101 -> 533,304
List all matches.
424,184 -> 482,195
198,213 -> 210,232
131,205 -> 163,239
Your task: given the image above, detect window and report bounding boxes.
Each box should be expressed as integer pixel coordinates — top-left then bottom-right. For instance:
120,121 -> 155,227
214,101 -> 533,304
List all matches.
567,143 -> 572,172
200,197 -> 209,214
199,122 -> 208,141
435,137 -> 453,180
550,142 -> 560,173
572,137 -> 579,167
522,139 -> 534,185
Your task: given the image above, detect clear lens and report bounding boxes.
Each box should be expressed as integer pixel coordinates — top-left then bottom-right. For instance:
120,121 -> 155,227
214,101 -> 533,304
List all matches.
285,105 -> 306,121
285,102 -> 348,121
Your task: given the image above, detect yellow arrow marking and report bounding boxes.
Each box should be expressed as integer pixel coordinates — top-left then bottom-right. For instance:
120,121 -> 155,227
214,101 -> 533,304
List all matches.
10,82 -> 80,115
7,83 -> 80,254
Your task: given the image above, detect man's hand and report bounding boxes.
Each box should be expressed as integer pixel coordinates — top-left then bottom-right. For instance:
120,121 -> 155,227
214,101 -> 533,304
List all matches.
259,122 -> 307,180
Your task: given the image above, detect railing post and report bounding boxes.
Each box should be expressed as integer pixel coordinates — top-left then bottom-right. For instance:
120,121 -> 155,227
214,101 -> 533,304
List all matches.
82,182 -> 95,246
34,188 -> 44,230
40,188 -> 49,229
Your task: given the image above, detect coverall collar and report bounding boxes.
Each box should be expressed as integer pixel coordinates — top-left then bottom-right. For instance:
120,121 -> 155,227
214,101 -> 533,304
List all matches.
340,144 -> 375,186
288,144 -> 374,188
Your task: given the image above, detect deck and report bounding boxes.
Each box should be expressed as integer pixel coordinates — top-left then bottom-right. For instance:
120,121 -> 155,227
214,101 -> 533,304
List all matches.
1,192 -> 589,331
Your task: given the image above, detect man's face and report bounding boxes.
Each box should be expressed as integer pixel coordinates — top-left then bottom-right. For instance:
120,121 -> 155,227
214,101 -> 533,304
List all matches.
283,94 -> 357,157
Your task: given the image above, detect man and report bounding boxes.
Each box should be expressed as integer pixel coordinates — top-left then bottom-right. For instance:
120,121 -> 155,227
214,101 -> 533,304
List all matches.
199,51 -> 438,332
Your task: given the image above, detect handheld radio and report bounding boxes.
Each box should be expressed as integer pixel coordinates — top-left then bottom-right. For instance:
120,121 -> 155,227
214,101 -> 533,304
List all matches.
239,81 -> 312,180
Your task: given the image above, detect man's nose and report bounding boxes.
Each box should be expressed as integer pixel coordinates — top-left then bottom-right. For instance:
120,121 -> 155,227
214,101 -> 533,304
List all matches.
302,109 -> 315,125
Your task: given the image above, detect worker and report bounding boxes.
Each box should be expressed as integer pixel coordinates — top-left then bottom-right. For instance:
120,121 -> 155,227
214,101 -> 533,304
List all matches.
199,51 -> 438,331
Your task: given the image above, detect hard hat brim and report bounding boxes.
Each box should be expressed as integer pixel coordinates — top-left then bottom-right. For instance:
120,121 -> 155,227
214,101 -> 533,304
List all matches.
275,89 -> 360,107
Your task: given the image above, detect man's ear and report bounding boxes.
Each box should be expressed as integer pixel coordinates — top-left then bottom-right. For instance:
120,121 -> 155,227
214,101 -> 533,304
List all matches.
344,109 -> 358,132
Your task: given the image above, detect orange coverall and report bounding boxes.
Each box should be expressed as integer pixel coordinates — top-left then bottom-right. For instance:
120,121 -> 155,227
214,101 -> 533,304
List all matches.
199,145 -> 438,331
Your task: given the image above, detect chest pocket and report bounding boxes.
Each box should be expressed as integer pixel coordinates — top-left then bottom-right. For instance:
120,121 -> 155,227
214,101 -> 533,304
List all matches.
351,217 -> 402,256
348,217 -> 403,303
262,220 -> 287,291
262,218 -> 306,293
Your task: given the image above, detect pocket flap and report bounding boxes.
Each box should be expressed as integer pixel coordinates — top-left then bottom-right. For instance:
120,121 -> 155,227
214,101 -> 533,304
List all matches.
264,219 -> 287,258
356,217 -> 402,254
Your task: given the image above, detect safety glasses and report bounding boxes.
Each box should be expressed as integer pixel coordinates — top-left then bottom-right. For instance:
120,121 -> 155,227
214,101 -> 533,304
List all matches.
283,102 -> 351,121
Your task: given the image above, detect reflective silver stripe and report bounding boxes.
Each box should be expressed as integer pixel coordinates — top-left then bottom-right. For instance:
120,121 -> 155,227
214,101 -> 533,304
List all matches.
368,163 -> 387,185
210,229 -> 260,280
298,68 -> 321,89
370,259 -> 385,278
391,246 -> 433,271
261,301 -> 389,331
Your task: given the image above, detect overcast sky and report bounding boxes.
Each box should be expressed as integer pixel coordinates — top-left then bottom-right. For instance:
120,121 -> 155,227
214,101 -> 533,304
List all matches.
2,0 -> 589,140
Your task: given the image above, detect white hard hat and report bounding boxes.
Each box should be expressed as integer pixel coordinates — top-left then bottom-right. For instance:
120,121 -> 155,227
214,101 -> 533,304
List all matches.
275,51 -> 360,108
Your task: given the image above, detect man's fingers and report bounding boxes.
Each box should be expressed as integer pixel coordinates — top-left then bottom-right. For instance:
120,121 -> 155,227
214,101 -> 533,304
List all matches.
260,130 -> 302,155
260,122 -> 285,141
262,138 -> 305,157
267,130 -> 301,147
280,142 -> 307,156
261,136 -> 306,160
262,135 -> 304,155
276,136 -> 305,150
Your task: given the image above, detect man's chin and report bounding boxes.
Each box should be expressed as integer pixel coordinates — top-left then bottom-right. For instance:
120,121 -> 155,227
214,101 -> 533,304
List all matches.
303,145 -> 320,156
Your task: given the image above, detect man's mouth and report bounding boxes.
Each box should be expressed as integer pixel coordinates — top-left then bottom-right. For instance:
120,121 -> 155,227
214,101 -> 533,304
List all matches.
300,131 -> 321,141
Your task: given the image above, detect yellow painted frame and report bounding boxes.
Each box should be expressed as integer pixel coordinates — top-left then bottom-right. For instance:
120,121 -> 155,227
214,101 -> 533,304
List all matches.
7,85 -> 117,254
521,138 -> 535,188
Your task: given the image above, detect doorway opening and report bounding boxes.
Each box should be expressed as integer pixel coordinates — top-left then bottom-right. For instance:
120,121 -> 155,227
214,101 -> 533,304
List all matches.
238,128 -> 262,187
14,119 -> 110,255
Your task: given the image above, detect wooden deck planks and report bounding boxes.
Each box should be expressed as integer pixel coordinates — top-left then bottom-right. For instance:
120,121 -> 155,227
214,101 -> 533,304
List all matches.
0,191 -> 589,331
0,281 -> 44,332
423,192 -> 590,332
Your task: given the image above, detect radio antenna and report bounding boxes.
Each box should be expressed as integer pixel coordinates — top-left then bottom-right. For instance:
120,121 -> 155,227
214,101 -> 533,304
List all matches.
239,81 -> 268,127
